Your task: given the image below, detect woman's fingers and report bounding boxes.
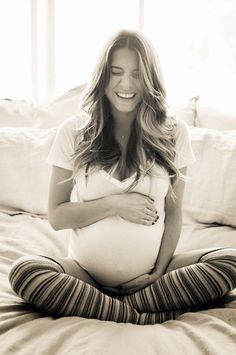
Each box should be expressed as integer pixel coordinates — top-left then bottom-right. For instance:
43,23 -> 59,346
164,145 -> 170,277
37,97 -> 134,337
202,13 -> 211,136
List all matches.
118,192 -> 159,226
140,219 -> 155,226
140,219 -> 151,225
140,207 -> 159,224
145,197 -> 158,218
146,207 -> 159,219
140,214 -> 159,225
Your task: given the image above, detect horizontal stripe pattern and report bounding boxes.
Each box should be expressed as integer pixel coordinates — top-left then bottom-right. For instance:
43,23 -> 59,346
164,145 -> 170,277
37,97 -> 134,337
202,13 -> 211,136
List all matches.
122,255 -> 236,315
9,255 -> 140,324
8,251 -> 236,325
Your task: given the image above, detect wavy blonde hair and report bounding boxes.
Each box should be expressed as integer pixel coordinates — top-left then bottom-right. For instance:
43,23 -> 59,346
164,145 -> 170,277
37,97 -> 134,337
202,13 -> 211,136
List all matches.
72,29 -> 180,190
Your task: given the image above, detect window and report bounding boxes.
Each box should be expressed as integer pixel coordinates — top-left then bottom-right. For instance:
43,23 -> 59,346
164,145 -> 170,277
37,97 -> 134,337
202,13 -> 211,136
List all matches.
54,0 -> 140,98
0,0 -> 31,101
0,0 -> 236,110
144,0 -> 236,108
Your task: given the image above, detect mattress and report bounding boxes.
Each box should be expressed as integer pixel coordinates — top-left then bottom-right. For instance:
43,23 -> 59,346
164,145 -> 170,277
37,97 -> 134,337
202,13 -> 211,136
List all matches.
1,211 -> 236,355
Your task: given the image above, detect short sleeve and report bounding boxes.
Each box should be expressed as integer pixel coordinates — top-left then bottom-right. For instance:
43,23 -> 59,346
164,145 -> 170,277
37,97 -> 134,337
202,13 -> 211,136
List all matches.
47,115 -> 85,171
174,116 -> 196,169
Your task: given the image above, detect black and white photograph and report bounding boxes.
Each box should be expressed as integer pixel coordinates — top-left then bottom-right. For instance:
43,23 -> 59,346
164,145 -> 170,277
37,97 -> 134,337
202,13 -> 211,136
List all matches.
1,1 -> 236,354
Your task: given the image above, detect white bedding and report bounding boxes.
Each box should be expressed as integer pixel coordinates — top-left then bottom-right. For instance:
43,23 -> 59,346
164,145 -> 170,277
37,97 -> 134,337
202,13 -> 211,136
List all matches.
1,96 -> 236,353
1,211 -> 236,355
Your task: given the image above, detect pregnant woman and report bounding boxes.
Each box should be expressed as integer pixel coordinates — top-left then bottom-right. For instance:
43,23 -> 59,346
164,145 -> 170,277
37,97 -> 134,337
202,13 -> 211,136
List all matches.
9,29 -> 236,325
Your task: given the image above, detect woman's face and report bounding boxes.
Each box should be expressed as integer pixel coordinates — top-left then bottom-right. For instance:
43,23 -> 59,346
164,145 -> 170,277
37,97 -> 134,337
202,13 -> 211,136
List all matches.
105,47 -> 142,117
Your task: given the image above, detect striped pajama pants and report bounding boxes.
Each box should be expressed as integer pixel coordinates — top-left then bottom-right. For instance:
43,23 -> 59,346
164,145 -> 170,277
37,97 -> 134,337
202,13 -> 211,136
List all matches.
8,248 -> 236,325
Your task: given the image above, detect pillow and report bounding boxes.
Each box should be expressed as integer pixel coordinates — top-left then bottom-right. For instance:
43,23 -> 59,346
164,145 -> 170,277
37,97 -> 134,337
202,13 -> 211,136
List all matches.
196,100 -> 236,130
35,83 -> 87,128
183,127 -> 236,228
0,127 -> 56,216
168,96 -> 199,126
0,99 -> 36,127
0,83 -> 87,129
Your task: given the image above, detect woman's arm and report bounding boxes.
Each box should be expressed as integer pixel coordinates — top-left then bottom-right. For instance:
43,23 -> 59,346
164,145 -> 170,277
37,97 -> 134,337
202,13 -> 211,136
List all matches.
152,167 -> 187,276
48,166 -> 115,230
48,166 -> 157,231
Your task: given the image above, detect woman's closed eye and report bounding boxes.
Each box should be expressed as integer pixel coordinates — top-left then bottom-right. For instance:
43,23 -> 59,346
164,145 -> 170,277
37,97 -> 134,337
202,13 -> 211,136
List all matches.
110,68 -> 140,78
132,72 -> 139,79
111,70 -> 123,76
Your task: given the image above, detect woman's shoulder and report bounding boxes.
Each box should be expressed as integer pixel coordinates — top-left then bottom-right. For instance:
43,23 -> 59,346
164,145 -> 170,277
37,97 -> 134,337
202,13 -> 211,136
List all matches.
57,111 -> 90,135
166,114 -> 190,139
166,113 -> 195,168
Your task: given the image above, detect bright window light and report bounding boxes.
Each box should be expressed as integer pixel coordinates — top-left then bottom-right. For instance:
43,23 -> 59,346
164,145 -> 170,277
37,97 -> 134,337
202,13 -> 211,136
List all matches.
0,0 -> 31,101
144,0 -> 236,109
54,0 -> 140,97
0,0 -> 236,110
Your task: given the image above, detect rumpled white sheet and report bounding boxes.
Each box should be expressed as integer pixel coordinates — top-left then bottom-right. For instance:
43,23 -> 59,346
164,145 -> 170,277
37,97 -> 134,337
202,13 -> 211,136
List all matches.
1,212 -> 236,355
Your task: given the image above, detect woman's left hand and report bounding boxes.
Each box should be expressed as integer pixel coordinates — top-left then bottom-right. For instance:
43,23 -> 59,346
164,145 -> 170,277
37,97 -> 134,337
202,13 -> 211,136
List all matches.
120,272 -> 161,294
102,271 -> 161,296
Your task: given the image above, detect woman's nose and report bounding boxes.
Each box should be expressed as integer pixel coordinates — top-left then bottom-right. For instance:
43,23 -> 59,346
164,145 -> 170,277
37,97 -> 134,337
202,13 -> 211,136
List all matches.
120,73 -> 133,88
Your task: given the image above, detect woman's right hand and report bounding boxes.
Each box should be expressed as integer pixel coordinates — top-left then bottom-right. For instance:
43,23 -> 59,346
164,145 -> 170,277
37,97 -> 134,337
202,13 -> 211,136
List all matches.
111,192 -> 158,226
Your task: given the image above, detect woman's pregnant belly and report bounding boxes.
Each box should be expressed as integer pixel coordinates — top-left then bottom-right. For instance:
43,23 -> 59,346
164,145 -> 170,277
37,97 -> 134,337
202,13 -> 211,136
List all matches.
69,216 -> 165,287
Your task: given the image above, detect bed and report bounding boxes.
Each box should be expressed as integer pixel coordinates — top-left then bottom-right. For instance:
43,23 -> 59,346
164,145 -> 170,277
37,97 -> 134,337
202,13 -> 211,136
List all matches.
1,91 -> 236,354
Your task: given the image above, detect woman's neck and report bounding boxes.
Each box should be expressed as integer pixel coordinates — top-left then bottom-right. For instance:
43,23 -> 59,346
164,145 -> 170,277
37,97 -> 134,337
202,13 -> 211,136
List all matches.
109,110 -> 137,180
111,104 -> 136,127
113,118 -> 134,148
112,111 -> 136,142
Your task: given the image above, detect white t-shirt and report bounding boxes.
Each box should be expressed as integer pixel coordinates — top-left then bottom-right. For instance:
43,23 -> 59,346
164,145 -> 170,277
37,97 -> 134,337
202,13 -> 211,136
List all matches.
47,114 -> 195,286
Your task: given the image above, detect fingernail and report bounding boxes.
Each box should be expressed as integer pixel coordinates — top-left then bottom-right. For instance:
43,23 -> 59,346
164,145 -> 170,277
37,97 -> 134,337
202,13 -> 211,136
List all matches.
152,222 -> 155,225
156,216 -> 159,220
155,211 -> 158,214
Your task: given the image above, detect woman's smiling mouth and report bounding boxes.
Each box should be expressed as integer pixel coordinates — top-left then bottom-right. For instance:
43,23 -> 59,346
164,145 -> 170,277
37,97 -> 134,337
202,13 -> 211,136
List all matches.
116,92 -> 136,99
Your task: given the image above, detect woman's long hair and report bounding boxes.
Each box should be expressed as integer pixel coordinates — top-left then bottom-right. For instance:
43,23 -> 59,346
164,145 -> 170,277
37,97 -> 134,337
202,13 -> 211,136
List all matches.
72,29 -> 180,191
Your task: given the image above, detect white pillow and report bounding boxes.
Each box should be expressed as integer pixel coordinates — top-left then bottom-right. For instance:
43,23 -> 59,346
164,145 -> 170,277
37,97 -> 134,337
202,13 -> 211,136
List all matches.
0,99 -> 36,127
168,96 -> 198,126
0,84 -> 87,129
0,127 -> 56,216
196,100 -> 236,130
35,83 -> 87,128
183,127 -> 236,228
